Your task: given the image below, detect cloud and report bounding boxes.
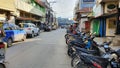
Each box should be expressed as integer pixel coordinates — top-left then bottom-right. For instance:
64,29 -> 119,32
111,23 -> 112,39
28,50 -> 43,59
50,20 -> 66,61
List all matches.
48,0 -> 76,18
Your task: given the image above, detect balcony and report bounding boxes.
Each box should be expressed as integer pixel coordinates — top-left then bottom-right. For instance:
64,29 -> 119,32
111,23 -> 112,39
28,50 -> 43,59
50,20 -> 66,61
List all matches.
15,0 -> 45,17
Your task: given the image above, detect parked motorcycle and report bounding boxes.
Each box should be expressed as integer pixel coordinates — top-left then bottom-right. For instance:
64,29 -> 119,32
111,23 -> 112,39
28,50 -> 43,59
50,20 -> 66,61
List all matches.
67,35 -> 100,58
0,42 -> 6,68
71,41 -> 120,68
0,22 -> 7,68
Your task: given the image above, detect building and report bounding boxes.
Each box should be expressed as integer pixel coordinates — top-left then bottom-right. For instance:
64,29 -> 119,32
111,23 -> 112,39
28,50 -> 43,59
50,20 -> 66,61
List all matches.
41,0 -> 57,29
74,0 -> 96,32
0,0 -> 16,22
0,0 -> 46,28
15,0 -> 46,26
91,0 -> 118,36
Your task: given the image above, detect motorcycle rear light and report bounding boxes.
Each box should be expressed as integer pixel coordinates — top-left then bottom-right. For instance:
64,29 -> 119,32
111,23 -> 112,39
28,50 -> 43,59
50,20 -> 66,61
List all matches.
0,43 -> 5,48
93,62 -> 102,68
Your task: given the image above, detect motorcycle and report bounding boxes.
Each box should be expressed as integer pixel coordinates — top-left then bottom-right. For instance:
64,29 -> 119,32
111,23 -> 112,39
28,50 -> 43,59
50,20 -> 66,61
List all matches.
0,22 -> 7,68
67,35 -> 100,58
0,42 -> 6,68
72,41 -> 120,68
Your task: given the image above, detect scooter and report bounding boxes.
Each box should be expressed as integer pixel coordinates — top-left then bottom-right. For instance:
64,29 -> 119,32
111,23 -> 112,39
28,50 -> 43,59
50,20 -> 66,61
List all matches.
0,42 -> 6,68
72,41 -> 120,68
67,36 -> 100,58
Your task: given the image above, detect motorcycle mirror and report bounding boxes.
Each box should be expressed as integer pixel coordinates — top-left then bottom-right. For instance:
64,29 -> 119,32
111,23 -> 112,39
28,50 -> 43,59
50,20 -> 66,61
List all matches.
93,32 -> 96,35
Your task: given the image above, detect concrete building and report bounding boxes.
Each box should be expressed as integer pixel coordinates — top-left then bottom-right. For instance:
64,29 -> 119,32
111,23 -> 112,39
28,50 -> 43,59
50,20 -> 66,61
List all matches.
74,0 -> 96,32
90,0 -> 118,36
0,0 -> 16,22
15,0 -> 46,26
0,0 -> 46,27
41,0 -> 57,29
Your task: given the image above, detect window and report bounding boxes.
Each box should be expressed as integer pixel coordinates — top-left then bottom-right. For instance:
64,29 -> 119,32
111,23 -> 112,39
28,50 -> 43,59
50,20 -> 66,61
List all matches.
23,24 -> 29,28
9,24 -> 16,30
3,24 -> 10,30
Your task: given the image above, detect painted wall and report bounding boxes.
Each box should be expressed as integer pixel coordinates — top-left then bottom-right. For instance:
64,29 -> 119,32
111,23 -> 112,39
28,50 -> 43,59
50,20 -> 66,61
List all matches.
93,4 -> 103,17
0,0 -> 16,11
79,18 -> 88,31
15,0 -> 45,17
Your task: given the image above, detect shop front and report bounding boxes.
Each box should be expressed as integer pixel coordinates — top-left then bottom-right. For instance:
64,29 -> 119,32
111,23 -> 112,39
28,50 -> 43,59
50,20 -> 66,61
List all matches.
91,19 -> 100,36
104,1 -> 118,36
106,17 -> 117,36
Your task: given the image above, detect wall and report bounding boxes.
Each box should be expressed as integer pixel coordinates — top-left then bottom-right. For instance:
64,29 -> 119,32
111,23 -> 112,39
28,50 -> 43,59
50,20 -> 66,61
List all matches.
93,4 -> 103,17
15,0 -> 45,17
0,0 -> 16,11
79,18 -> 88,31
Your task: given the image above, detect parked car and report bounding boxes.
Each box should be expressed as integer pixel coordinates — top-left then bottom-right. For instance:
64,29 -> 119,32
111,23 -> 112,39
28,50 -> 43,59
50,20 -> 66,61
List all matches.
44,25 -> 52,31
2,23 -> 26,47
21,23 -> 39,38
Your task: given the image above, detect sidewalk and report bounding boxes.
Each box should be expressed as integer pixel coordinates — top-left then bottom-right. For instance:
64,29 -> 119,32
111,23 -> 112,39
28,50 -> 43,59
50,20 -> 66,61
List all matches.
94,37 -> 120,50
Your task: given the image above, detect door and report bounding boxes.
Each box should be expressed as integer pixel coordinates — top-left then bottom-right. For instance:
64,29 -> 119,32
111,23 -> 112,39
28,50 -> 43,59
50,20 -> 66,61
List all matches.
106,18 -> 116,36
85,21 -> 90,32
16,25 -> 25,40
92,20 -> 100,36
9,24 -> 19,41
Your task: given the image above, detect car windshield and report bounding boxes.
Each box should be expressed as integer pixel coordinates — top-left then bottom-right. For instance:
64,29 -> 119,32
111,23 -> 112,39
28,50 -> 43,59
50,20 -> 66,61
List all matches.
23,24 -> 29,28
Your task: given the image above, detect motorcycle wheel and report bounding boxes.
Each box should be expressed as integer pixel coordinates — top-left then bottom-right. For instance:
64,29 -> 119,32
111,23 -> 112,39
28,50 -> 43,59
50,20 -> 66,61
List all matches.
72,56 -> 96,68
67,49 -> 71,57
0,63 -> 6,68
74,62 -> 96,68
71,55 -> 80,67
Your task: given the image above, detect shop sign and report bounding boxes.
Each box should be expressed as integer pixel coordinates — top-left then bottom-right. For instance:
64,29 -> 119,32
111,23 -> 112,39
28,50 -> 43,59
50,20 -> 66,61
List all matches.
107,3 -> 117,13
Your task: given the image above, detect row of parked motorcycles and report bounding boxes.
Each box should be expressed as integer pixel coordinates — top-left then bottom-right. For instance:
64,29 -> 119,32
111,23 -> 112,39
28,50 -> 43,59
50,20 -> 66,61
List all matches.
65,31 -> 120,68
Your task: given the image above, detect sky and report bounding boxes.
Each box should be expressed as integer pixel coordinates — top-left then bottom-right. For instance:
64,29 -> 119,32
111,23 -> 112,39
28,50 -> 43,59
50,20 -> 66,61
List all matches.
47,0 -> 77,18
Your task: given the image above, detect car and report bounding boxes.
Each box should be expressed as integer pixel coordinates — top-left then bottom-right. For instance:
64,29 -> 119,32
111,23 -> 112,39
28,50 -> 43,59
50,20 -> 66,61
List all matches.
21,23 -> 39,38
2,23 -> 26,47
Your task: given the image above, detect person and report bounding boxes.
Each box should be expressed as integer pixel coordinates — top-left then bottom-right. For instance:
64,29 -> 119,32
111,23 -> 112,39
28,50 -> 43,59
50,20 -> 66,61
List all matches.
0,21 -> 7,61
67,25 -> 73,33
72,23 -> 79,35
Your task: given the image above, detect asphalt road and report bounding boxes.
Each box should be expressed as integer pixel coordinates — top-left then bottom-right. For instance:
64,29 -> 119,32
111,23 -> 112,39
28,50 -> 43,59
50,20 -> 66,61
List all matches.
5,29 -> 71,68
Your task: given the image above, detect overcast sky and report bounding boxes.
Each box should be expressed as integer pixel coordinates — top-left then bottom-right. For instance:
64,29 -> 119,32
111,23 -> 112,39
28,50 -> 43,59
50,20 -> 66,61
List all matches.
47,0 -> 76,18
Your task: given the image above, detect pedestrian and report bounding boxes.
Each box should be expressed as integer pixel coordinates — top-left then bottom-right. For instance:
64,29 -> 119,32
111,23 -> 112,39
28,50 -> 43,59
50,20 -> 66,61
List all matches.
67,25 -> 73,33
72,23 -> 79,35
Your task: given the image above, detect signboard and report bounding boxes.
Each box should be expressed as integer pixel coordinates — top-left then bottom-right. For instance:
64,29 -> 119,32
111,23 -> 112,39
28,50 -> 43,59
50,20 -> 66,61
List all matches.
106,3 -> 117,13
83,0 -> 95,2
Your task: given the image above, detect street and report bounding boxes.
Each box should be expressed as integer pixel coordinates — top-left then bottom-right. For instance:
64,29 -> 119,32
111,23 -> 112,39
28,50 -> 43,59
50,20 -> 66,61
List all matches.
5,29 -> 71,68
